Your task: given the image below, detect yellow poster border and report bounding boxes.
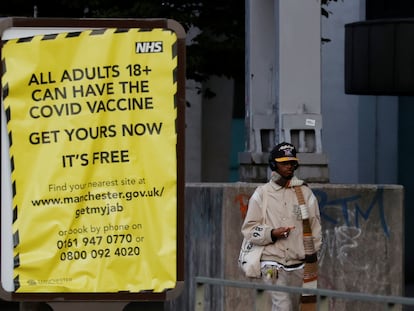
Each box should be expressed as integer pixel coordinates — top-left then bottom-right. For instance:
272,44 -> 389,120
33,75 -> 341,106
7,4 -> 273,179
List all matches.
0,17 -> 185,302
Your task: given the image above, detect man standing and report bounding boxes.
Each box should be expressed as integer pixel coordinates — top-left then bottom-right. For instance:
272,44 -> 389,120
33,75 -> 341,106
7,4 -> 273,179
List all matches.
241,142 -> 322,311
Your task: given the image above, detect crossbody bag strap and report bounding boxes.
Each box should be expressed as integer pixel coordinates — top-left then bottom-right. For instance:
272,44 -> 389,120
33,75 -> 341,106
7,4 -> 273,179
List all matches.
294,186 -> 318,310
261,184 -> 269,225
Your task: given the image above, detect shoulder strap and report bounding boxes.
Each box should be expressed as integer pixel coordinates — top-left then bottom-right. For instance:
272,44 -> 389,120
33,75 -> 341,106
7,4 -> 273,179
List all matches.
293,185 -> 318,307
261,183 -> 269,225
294,185 -> 309,219
294,185 -> 305,204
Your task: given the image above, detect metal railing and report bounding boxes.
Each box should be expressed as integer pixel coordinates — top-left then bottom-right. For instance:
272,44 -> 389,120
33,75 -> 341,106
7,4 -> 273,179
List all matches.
195,276 -> 414,311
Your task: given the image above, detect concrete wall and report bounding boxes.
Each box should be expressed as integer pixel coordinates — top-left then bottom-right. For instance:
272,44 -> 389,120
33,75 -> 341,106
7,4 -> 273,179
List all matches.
167,182 -> 403,311
2,183 -> 403,311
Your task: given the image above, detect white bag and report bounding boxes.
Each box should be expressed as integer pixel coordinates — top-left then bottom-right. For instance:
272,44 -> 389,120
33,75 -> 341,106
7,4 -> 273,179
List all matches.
238,184 -> 269,278
238,238 -> 265,278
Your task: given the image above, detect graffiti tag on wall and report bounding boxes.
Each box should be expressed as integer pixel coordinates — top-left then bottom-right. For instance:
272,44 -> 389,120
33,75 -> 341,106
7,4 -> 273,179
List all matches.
314,188 -> 390,270
314,188 -> 390,237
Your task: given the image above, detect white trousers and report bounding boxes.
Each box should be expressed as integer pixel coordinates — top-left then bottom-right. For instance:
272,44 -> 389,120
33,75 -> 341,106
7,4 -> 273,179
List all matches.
261,264 -> 303,311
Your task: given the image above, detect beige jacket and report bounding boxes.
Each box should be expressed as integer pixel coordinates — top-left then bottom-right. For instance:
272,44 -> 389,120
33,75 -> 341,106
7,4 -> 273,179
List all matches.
241,178 -> 322,266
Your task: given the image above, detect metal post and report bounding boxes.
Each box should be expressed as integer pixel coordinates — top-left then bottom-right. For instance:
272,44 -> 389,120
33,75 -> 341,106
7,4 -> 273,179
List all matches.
317,295 -> 329,311
195,283 -> 205,311
20,302 -> 46,311
123,302 -> 165,311
21,301 -> 166,311
255,289 -> 267,311
386,303 -> 398,311
47,302 -> 129,311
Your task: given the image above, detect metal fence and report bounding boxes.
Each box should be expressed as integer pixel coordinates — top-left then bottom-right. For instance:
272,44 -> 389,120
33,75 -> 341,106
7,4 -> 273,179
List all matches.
195,276 -> 414,311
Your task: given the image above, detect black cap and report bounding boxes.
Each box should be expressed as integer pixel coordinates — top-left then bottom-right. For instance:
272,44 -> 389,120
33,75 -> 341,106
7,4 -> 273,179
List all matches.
268,142 -> 299,171
269,142 -> 299,171
272,142 -> 298,162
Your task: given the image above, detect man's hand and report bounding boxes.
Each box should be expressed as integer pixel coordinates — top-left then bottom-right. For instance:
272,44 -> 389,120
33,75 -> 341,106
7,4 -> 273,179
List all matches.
271,226 -> 295,240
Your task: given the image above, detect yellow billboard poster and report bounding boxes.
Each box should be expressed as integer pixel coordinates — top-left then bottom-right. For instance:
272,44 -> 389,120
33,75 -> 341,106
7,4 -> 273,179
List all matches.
2,28 -> 179,293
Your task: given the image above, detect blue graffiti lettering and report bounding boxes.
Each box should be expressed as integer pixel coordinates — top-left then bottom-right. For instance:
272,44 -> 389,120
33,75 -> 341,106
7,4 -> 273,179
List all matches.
313,188 -> 390,237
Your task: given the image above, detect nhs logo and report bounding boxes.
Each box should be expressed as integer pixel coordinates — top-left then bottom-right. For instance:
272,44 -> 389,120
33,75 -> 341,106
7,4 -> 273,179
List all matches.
135,41 -> 163,53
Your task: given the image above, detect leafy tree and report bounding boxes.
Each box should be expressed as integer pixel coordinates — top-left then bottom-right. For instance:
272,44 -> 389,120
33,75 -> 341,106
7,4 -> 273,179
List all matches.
0,1 -> 336,95
0,0 -> 244,90
321,0 -> 341,18
321,0 -> 343,43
